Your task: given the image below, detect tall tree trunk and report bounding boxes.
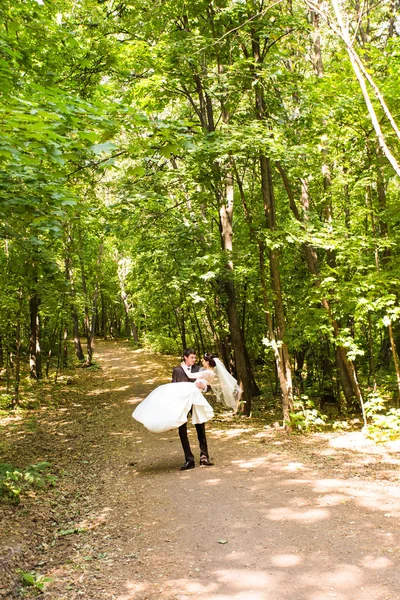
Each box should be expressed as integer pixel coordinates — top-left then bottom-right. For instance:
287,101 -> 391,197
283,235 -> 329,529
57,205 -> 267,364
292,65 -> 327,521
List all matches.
192,306 -> 206,356
376,147 -> 391,264
64,230 -> 84,361
388,321 -> 400,408
179,17 -> 255,409
90,243 -> 103,357
250,31 -> 293,422
63,326 -> 68,368
114,253 -> 139,342
259,155 -> 294,422
367,314 -> 377,390
101,290 -> 107,340
219,166 -> 252,414
205,304 -> 230,369
12,287 -> 23,408
234,159 -> 291,415
29,290 -> 42,380
77,241 -> 93,366
0,334 -> 3,370
188,50 -> 254,412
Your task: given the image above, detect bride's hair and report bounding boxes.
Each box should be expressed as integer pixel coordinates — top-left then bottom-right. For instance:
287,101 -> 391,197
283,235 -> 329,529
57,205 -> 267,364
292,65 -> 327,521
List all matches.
204,353 -> 217,367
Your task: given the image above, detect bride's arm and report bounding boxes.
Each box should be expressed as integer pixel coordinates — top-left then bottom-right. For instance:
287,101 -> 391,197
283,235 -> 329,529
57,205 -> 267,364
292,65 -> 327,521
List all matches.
186,371 -> 204,380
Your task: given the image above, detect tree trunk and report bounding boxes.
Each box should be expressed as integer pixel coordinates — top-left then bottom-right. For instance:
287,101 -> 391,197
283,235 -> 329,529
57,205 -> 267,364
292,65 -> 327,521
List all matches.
219,166 -> 252,415
29,291 -> 42,380
64,238 -> 84,361
205,304 -> 230,369
174,307 -> 187,351
114,252 -> 139,341
234,159 -> 290,415
89,243 -> 103,358
101,291 -> 107,340
388,321 -> 400,408
63,326 -> 68,368
184,36 -> 254,413
78,244 -> 93,366
250,28 -> 294,421
259,156 -> 294,422
192,306 -> 206,356
12,288 -> 23,408
376,147 -> 391,264
367,314 -> 377,390
277,162 -> 365,410
327,0 -> 400,176
0,334 -> 3,370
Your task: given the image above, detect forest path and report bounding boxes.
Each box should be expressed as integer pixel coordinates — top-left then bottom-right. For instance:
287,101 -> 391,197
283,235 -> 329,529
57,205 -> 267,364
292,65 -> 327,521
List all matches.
2,341 -> 400,600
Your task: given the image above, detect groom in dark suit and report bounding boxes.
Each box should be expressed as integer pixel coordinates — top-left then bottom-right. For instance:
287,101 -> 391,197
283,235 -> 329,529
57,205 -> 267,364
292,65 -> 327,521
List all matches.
172,348 -> 213,470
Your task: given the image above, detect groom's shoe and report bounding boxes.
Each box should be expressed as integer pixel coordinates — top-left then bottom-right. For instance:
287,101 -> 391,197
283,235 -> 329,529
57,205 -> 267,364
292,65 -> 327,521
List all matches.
180,461 -> 195,471
200,457 -> 214,466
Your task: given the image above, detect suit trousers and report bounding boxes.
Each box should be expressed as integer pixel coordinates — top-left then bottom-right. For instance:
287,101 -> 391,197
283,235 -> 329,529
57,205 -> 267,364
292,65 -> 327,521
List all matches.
179,421 -> 209,462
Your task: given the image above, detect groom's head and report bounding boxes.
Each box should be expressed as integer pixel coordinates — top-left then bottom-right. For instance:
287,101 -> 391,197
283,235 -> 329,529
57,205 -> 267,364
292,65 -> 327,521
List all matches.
183,348 -> 197,367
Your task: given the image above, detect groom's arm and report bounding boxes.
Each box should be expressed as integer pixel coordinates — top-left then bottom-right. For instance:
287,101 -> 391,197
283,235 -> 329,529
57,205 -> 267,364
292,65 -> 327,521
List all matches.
172,366 -> 183,383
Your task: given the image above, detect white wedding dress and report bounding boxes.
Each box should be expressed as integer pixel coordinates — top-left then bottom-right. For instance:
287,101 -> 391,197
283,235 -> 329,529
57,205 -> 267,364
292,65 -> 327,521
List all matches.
132,370 -> 215,434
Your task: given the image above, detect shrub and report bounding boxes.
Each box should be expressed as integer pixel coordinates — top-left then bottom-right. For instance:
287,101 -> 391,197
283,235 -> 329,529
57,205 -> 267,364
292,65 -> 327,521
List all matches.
289,396 -> 327,432
364,393 -> 400,443
0,462 -> 57,504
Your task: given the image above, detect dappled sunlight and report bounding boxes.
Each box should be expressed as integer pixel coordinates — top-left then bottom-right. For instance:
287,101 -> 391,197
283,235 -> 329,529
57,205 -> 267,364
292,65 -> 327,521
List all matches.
165,578 -> 219,594
328,432 -> 394,454
212,427 -> 256,439
230,457 -> 270,469
108,556 -> 396,600
115,580 -> 149,599
270,553 -> 302,567
315,493 -> 348,506
214,568 -> 278,589
87,385 -> 132,395
282,461 -> 306,472
126,396 -> 144,405
312,479 -> 400,515
324,564 -> 363,587
360,555 -> 392,569
265,506 -> 329,522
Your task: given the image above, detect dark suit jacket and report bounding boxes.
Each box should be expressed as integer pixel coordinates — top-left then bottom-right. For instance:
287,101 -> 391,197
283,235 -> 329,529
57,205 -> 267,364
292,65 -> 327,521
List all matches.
172,364 -> 201,383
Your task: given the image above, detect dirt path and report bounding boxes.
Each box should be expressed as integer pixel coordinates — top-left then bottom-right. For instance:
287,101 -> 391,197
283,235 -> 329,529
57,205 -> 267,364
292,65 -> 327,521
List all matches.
2,341 -> 400,600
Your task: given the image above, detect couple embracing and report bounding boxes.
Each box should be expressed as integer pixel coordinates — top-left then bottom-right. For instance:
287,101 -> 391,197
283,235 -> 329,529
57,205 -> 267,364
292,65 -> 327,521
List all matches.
133,348 -> 241,471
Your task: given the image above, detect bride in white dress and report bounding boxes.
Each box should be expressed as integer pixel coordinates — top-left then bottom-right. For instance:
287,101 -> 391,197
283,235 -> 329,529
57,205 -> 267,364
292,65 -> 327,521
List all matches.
132,354 -> 241,434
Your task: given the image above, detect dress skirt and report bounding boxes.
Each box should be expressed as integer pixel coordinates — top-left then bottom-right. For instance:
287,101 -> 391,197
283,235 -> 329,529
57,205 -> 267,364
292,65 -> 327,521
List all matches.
132,382 -> 214,434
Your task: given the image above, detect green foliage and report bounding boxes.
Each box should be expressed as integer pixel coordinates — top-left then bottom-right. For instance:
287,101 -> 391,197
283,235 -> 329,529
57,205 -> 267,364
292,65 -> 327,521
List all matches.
0,462 -> 57,504
0,0 -> 400,434
18,570 -> 52,593
364,393 -> 400,443
289,397 -> 328,432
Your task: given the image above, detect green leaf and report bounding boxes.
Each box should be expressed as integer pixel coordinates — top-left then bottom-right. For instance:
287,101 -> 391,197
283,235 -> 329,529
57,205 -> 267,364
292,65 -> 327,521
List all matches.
89,141 -> 117,154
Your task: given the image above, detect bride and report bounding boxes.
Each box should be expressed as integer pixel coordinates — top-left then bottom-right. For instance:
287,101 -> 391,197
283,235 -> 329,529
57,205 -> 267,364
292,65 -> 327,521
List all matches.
132,353 -> 241,434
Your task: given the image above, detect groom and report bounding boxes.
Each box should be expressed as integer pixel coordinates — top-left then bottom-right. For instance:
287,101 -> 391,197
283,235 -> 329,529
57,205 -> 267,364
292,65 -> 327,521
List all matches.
172,348 -> 213,471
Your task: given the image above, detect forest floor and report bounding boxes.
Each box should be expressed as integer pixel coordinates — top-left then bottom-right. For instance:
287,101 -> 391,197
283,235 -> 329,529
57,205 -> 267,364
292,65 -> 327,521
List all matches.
1,341 -> 400,600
